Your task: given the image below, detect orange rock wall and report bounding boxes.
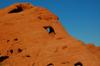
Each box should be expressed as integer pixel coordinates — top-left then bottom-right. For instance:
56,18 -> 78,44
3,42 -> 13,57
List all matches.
0,3 -> 99,66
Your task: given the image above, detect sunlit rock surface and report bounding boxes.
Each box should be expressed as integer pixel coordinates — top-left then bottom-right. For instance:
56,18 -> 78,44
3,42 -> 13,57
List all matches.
0,3 -> 100,66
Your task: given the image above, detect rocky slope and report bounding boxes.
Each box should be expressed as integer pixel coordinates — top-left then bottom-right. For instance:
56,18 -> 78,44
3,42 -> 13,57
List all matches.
0,3 -> 99,66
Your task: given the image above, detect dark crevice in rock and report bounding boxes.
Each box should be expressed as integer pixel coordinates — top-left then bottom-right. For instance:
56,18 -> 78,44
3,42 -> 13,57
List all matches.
47,63 -> 54,66
26,55 -> 31,57
8,6 -> 23,13
10,49 -> 13,54
44,26 -> 55,34
75,62 -> 83,66
14,38 -> 18,41
0,56 -> 9,62
18,48 -> 23,53
7,40 -> 10,43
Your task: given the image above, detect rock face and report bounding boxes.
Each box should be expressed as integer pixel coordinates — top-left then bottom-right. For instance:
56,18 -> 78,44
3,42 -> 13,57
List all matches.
0,3 -> 99,66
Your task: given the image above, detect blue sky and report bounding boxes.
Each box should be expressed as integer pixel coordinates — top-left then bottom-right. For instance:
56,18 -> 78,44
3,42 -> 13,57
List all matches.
0,0 -> 100,46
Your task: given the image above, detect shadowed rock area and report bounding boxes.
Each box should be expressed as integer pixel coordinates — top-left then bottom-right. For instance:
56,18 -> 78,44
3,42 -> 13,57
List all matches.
0,3 -> 100,66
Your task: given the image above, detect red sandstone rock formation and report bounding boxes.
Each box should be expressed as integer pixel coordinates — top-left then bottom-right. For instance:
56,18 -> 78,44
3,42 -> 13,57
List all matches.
0,3 -> 100,66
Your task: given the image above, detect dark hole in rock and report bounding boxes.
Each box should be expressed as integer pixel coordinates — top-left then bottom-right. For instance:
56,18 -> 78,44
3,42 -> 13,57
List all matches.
47,63 -> 54,66
18,48 -> 22,53
14,38 -> 18,41
26,55 -> 31,57
0,56 -> 9,62
44,26 -> 55,34
8,6 -> 23,13
7,40 -> 10,43
10,49 -> 13,54
75,62 -> 83,66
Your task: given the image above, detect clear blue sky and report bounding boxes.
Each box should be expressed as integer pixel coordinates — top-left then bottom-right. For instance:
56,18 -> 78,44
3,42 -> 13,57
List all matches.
0,0 -> 100,46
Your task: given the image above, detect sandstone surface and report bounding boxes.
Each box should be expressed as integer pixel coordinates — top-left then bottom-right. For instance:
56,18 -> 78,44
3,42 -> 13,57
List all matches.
0,3 -> 100,66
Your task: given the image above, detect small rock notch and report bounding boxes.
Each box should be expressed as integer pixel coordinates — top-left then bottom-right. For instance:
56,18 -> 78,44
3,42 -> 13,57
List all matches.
8,6 -> 23,13
44,26 -> 55,34
8,3 -> 33,13
75,62 -> 83,66
0,56 -> 9,62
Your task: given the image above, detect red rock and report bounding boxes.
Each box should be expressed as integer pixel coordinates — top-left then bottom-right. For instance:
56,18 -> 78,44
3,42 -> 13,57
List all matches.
0,3 -> 100,66
86,44 -> 100,61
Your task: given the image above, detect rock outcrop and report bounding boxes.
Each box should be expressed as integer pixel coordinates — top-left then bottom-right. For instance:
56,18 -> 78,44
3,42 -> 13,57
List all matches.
0,3 -> 100,66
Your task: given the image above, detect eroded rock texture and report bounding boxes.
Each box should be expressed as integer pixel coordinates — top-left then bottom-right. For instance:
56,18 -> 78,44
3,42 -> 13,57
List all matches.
0,3 -> 100,66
